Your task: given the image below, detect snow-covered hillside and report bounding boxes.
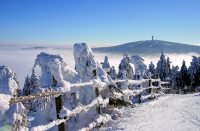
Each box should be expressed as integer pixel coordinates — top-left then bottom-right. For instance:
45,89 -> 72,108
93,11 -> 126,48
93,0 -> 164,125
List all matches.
101,93 -> 200,131
93,40 -> 200,55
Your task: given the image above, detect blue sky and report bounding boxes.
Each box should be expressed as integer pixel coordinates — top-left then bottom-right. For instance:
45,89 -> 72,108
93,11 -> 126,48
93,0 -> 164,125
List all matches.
0,0 -> 199,46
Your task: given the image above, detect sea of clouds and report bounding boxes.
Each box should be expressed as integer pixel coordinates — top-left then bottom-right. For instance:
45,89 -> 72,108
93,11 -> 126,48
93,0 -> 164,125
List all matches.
0,46 -> 198,88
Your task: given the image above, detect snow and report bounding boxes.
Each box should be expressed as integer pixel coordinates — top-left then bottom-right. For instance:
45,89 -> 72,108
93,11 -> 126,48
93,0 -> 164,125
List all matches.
100,93 -> 200,131
0,65 -> 20,96
73,43 -> 112,105
0,94 -> 11,123
131,55 -> 147,78
34,52 -> 80,88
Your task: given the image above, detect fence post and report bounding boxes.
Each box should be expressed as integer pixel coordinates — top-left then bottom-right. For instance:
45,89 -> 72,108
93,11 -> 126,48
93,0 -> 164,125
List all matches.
55,95 -> 66,131
138,93 -> 141,104
95,87 -> 102,114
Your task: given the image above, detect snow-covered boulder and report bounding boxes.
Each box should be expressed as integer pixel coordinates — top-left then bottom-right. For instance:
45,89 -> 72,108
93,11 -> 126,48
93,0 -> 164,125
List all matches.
0,65 -> 20,96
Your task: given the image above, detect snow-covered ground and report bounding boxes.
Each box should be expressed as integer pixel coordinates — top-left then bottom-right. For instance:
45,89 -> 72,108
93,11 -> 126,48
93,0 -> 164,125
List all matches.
101,93 -> 200,131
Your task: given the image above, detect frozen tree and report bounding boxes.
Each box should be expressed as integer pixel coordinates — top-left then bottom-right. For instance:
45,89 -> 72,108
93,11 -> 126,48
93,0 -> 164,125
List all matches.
34,52 -> 80,88
156,51 -> 167,81
179,60 -> 189,91
73,43 -> 116,129
74,43 -> 113,104
22,75 -> 31,96
22,69 -> 40,96
118,53 -> 135,80
4,103 -> 28,131
29,69 -> 40,93
166,57 -> 171,78
0,65 -> 20,96
188,56 -> 200,91
110,66 -> 117,80
118,70 -> 128,90
148,61 -> 156,78
170,66 -> 180,92
22,69 -> 40,111
102,56 -> 110,69
33,52 -> 81,129
0,66 -> 28,130
131,55 -> 147,79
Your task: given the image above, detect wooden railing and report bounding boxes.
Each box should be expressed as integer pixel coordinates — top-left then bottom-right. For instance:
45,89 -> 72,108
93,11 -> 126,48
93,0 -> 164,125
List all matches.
9,78 -> 170,131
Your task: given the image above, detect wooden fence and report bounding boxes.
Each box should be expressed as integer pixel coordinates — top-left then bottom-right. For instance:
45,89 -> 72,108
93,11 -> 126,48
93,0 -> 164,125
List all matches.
9,78 -> 170,131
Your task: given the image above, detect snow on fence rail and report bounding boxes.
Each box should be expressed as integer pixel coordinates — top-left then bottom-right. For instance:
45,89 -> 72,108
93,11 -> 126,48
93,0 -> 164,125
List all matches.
9,78 -> 170,131
10,79 -> 169,105
10,81 -> 94,105
31,96 -> 109,131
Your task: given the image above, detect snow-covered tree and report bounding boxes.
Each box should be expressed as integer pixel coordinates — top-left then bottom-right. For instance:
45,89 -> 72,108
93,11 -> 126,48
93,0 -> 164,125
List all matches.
166,57 -> 171,78
110,66 -> 117,80
156,51 -> 167,81
74,43 -> 114,104
22,75 -> 31,96
118,70 -> 128,90
179,60 -> 189,91
29,69 -> 40,93
170,66 -> 179,92
33,52 -> 81,129
118,53 -> 135,80
131,55 -> 147,79
188,56 -> 200,92
0,65 -> 28,130
102,56 -> 110,69
0,65 -> 20,96
22,69 -> 40,111
148,61 -> 156,78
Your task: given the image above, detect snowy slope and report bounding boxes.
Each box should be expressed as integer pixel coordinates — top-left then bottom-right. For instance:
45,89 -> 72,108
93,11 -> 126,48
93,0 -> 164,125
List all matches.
93,40 -> 200,54
100,93 -> 200,131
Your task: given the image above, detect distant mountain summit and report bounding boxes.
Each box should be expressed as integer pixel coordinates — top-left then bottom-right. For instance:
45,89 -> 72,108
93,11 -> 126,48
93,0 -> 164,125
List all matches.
93,40 -> 200,55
